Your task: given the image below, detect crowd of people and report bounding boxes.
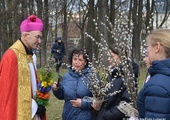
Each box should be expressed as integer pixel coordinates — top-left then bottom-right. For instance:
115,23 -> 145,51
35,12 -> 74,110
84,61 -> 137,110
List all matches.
1,14 -> 170,120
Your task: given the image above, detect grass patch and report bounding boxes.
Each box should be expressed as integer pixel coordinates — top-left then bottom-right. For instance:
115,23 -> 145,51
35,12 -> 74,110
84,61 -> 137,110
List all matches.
138,66 -> 148,90
45,66 -> 147,120
45,68 -> 67,120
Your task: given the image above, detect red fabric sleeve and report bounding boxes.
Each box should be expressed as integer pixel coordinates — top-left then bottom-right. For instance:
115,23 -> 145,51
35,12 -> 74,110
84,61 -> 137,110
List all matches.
0,50 -> 18,120
40,113 -> 47,120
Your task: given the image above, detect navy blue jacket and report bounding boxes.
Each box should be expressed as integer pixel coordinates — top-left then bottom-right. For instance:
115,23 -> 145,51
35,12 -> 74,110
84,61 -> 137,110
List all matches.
95,66 -> 130,120
51,41 -> 65,59
137,58 -> 170,119
53,67 -> 93,120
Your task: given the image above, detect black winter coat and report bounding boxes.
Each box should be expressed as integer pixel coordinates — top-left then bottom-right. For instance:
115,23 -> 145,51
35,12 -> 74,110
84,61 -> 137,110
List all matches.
95,66 -> 130,120
51,41 -> 65,59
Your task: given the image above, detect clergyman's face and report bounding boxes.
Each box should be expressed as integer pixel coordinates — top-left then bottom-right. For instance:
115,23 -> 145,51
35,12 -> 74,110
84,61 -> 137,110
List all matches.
24,31 -> 42,50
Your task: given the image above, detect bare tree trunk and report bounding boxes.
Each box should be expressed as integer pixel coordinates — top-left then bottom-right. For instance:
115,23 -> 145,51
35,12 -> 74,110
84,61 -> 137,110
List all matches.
132,0 -> 142,62
62,0 -> 68,63
109,0 -> 115,26
137,0 -> 143,61
145,0 -> 154,35
36,0 -> 46,67
41,0 -> 49,67
150,0 -> 154,31
55,1 -> 58,39
21,0 -> 28,19
108,0 -> 115,45
29,0 -> 34,14
13,0 -> 21,42
86,0 -> 95,61
0,0 -> 8,54
98,0 -> 109,66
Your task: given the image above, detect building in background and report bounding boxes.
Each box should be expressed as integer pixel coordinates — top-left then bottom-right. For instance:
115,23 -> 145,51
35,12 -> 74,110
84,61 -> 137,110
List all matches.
153,0 -> 170,28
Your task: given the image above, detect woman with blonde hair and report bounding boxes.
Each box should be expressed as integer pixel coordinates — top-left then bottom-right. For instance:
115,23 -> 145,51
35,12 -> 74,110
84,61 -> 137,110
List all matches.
137,29 -> 170,119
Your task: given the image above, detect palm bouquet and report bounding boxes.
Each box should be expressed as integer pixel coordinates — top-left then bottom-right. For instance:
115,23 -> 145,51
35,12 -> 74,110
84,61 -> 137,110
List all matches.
34,61 -> 54,106
81,53 -> 138,116
81,10 -> 139,117
81,63 -> 113,110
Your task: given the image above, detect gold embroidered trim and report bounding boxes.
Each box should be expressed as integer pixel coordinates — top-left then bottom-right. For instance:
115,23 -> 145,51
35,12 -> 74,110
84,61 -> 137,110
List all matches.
10,40 -> 33,120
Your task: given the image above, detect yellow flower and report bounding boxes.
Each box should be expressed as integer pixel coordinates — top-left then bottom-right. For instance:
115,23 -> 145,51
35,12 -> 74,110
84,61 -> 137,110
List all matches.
48,80 -> 53,86
41,81 -> 47,87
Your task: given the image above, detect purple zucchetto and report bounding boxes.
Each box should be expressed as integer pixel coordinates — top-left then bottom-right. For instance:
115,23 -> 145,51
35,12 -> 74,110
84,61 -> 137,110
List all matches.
20,14 -> 43,33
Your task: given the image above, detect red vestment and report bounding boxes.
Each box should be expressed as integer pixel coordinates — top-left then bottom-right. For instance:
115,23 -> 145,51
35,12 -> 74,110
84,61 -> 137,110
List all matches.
0,40 -> 46,120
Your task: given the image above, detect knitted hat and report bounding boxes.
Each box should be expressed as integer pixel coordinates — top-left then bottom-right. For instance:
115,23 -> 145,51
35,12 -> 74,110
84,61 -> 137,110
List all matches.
20,14 -> 43,33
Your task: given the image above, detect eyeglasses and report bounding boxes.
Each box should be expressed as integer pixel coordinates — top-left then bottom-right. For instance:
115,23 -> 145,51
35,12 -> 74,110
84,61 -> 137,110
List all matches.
34,35 -> 42,40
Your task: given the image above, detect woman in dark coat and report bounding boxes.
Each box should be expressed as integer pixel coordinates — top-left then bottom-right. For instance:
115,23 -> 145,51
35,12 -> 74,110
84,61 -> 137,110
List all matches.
52,49 -> 94,120
93,45 -> 131,120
